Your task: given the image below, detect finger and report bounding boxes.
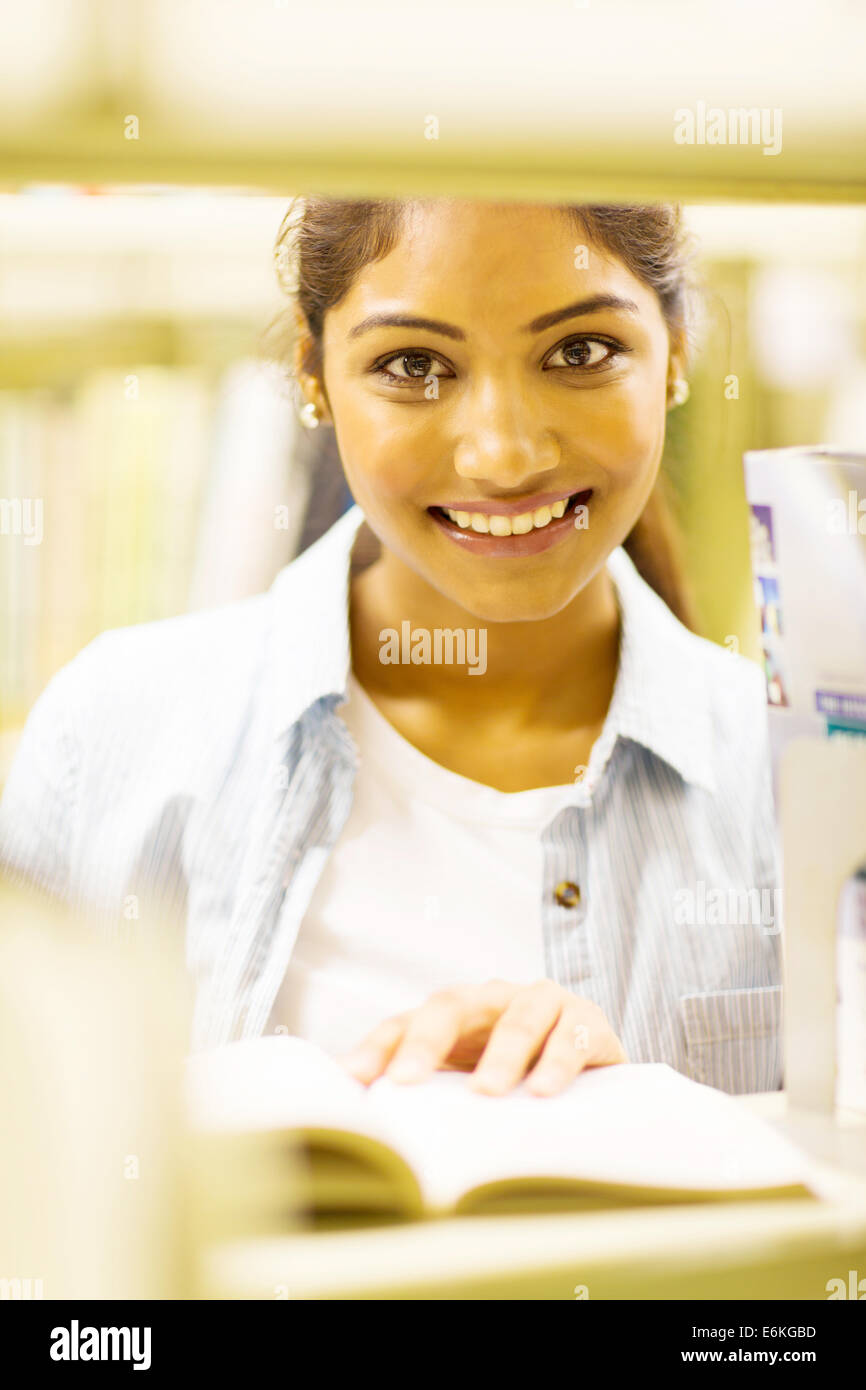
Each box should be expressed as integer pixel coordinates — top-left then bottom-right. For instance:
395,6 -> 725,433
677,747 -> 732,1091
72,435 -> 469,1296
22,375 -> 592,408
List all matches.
336,981 -> 514,1084
335,1015 -> 408,1084
385,980 -> 517,1081
383,993 -> 466,1083
526,1005 -> 627,1097
469,981 -> 563,1095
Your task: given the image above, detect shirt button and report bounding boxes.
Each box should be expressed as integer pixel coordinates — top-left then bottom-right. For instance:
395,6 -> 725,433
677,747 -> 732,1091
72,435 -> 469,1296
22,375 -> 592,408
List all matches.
554,880 -> 582,909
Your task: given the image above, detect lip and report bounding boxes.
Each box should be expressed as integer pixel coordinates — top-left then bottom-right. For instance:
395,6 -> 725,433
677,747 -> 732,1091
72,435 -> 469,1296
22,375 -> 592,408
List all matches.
432,487 -> 582,517
428,488 -> 593,558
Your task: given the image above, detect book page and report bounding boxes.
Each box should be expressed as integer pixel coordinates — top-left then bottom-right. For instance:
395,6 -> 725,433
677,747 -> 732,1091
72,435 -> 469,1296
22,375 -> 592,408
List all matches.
186,1035 -> 389,1142
365,1062 -> 816,1211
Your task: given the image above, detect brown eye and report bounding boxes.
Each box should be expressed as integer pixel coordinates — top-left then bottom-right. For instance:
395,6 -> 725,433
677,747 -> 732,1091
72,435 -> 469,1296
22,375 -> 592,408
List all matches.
563,341 -> 594,367
408,354 -> 434,376
382,352 -> 449,379
545,337 -> 622,370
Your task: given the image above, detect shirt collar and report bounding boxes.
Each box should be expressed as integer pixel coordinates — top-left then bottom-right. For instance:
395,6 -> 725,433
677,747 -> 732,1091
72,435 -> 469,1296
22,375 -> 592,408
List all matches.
267,503 -> 716,794
595,546 -> 717,794
268,503 -> 365,738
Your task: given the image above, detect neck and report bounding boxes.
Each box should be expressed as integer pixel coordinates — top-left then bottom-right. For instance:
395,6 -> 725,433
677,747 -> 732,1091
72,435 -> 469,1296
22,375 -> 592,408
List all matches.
349,538 -> 621,732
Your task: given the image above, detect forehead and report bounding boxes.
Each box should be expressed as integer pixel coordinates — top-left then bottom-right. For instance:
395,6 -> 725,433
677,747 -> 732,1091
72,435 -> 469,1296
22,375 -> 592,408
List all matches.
327,199 -> 661,328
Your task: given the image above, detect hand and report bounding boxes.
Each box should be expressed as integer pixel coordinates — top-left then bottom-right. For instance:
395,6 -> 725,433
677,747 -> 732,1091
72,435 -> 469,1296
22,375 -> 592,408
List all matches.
336,979 -> 628,1097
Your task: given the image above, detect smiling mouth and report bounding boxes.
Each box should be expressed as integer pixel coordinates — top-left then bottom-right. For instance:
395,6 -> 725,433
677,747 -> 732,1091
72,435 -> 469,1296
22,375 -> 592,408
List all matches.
429,489 -> 592,537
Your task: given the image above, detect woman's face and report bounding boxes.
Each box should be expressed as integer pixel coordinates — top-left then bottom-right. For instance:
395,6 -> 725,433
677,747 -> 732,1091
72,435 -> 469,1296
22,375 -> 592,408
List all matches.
311,200 -> 680,622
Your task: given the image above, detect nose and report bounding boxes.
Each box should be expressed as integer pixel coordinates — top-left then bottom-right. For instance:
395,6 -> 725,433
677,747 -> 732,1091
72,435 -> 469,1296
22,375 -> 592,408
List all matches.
452,374 -> 560,488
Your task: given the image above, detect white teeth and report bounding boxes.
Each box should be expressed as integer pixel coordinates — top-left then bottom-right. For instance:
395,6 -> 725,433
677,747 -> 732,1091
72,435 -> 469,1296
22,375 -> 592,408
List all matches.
442,494 -> 573,537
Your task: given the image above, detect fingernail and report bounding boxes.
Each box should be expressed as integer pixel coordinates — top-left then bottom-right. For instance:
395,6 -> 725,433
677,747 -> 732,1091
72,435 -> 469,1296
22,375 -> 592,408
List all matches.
526,1073 -> 559,1095
387,1057 -> 427,1083
470,1066 -> 510,1094
528,1064 -> 572,1095
337,1052 -> 373,1077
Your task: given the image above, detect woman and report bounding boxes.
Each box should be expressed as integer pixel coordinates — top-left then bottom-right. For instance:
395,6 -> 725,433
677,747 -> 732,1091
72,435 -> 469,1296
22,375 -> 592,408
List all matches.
0,196 -> 781,1098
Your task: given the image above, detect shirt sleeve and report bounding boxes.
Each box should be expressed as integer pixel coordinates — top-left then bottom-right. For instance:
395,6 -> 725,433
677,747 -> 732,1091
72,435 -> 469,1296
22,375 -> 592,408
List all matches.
0,644 -> 98,905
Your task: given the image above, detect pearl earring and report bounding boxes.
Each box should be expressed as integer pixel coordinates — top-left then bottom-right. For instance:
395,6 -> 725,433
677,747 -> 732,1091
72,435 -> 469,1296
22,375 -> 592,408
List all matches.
670,377 -> 690,408
299,401 -> 321,429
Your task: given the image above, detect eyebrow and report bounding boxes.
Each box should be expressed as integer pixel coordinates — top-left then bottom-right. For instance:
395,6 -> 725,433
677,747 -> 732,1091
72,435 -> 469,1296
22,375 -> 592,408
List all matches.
526,294 -> 640,334
346,294 -> 641,342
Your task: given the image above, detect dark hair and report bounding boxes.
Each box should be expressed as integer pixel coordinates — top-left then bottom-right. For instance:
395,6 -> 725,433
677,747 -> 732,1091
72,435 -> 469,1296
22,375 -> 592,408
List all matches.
275,196 -> 698,629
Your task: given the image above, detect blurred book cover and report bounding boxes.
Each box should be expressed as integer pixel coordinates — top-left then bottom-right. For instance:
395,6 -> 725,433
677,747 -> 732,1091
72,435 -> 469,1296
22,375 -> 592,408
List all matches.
744,446 -> 866,790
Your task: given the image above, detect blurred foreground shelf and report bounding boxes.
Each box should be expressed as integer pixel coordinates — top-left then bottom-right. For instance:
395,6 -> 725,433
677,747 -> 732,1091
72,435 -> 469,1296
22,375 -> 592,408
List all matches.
2,1 -> 866,202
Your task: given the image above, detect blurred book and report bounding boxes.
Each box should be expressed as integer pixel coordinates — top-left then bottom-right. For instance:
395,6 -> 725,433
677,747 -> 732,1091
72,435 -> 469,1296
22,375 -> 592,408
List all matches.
0,358 -> 312,782
1,369 -> 212,728
186,358 -> 310,610
744,447 -> 866,787
744,448 -> 866,1118
187,1035 -> 818,1229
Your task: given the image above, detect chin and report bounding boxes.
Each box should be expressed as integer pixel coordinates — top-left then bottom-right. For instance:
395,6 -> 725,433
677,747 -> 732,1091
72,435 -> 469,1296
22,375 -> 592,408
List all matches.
435,571 -> 597,626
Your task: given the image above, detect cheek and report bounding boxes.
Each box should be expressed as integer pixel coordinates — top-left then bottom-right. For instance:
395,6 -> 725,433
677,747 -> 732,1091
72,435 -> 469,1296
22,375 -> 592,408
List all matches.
332,389 -> 443,502
569,375 -> 667,484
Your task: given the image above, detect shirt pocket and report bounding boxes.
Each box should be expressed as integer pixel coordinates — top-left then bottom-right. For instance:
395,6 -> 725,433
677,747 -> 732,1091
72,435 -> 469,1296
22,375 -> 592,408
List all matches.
678,985 -> 782,1095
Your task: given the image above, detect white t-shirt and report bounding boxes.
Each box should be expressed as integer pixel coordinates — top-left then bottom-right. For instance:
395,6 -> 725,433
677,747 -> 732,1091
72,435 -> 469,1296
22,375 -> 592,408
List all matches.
265,672 -> 580,1056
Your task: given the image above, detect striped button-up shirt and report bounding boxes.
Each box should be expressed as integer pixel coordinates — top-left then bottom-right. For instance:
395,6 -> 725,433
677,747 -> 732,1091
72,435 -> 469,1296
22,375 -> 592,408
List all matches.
0,504 -> 782,1092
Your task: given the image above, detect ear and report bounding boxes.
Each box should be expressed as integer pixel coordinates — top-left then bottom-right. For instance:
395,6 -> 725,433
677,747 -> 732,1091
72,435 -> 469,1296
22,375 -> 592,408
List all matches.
665,326 -> 689,411
291,304 -> 332,424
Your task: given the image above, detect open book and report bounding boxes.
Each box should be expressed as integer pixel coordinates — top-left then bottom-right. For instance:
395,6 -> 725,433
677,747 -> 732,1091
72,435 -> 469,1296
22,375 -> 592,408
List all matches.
187,1036 -> 817,1227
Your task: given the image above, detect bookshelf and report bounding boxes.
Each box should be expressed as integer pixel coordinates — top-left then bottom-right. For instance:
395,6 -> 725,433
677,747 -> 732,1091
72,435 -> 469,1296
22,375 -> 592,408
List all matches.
0,192 -> 311,767
2,1 -> 866,201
